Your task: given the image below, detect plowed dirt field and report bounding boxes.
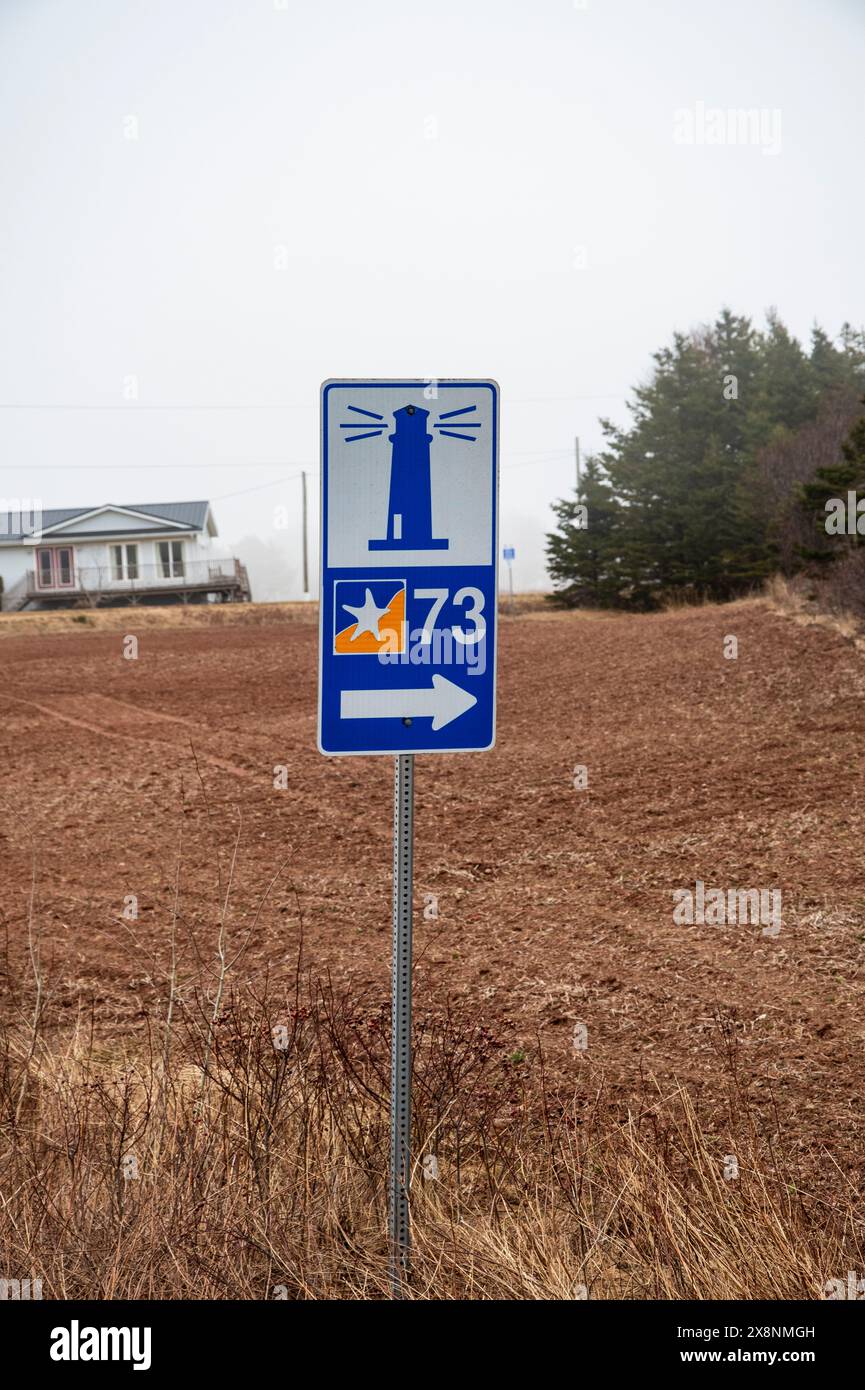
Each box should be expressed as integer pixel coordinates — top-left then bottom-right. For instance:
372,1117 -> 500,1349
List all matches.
2,598 -> 864,1186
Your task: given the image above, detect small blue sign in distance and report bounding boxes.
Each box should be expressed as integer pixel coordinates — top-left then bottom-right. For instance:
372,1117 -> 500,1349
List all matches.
319,380 -> 499,756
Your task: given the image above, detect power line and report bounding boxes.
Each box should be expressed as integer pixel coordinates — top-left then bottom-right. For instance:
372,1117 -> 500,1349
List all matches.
11,448 -> 575,472
0,403 -> 315,412
210,473 -> 305,503
9,461 -> 311,470
0,392 -> 627,411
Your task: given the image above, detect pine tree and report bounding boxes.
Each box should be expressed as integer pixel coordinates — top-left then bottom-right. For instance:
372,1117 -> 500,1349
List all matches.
547,310 -> 865,607
810,325 -> 848,397
746,310 -> 818,447
596,313 -> 764,601
811,323 -> 865,397
546,457 -> 623,607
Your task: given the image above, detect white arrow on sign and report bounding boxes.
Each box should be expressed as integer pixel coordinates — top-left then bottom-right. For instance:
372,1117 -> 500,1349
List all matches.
340,675 -> 477,731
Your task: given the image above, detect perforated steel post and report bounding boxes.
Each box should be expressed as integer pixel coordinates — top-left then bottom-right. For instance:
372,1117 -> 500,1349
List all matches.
389,753 -> 414,1298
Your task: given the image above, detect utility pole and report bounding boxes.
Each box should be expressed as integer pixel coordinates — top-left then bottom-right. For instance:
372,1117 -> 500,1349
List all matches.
301,470 -> 310,599
575,435 -> 581,495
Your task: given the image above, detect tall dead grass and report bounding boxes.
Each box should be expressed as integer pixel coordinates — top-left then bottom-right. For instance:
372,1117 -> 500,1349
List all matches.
0,599 -> 318,640
764,572 -> 865,647
1,972 -> 858,1300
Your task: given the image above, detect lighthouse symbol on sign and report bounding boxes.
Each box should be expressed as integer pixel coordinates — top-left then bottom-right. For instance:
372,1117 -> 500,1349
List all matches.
369,404 -> 449,551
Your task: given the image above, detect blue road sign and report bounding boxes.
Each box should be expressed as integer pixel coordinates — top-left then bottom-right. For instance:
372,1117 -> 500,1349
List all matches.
319,380 -> 499,755
503,546 -> 515,561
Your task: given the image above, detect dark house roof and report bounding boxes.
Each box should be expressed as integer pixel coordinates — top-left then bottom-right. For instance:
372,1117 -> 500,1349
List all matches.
122,502 -> 211,529
2,501 -> 213,543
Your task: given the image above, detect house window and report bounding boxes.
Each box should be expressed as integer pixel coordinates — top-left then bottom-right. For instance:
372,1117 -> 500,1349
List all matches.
56,548 -> 73,586
111,544 -> 139,580
158,541 -> 184,578
35,547 -> 74,589
37,549 -> 53,588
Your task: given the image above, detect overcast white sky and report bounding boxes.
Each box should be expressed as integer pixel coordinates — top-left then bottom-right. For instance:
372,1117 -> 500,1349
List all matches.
2,0 -> 864,597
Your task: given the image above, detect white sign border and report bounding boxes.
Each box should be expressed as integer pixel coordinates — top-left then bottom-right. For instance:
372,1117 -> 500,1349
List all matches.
317,378 -> 500,757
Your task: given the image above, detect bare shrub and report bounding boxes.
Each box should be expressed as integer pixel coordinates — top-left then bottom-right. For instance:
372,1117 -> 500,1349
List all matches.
756,390 -> 863,572
1,977 -> 860,1300
815,547 -> 865,622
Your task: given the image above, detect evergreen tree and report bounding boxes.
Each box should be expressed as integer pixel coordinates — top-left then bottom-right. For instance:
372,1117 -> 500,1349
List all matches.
811,323 -> 865,397
810,325 -> 848,396
596,312 -> 764,601
746,310 -> 818,446
546,310 -> 865,607
546,457 -> 623,607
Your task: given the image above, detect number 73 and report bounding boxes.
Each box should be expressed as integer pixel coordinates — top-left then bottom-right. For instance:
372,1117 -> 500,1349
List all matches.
414,588 -> 485,645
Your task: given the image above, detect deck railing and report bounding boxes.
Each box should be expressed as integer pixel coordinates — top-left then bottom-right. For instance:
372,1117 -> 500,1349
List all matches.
26,557 -> 243,596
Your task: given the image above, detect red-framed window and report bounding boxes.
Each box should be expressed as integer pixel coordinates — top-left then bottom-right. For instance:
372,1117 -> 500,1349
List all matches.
35,546 -> 75,590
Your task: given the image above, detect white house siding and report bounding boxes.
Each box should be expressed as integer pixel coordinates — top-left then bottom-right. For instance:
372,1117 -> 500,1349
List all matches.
0,546 -> 31,597
0,535 -> 214,606
71,536 -> 203,592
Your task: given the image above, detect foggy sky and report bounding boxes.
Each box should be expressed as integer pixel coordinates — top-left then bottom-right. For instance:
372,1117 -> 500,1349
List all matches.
2,0 -> 863,598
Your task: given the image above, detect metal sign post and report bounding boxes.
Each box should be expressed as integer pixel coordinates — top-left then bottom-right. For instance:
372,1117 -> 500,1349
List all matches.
388,753 -> 414,1297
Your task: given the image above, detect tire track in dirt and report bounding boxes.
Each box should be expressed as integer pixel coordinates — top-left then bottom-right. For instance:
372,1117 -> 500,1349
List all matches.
0,692 -> 260,783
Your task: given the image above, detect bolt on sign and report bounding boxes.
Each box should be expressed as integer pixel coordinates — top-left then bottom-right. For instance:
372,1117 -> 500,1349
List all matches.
318,380 -> 499,755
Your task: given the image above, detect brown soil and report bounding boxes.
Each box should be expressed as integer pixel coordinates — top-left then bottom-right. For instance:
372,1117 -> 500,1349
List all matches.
1,598 -> 864,1184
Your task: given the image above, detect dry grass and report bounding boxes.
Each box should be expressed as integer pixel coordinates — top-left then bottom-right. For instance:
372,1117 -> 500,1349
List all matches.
0,599 -> 318,640
1,971 -> 859,1300
764,574 -> 865,648
0,592 -> 556,639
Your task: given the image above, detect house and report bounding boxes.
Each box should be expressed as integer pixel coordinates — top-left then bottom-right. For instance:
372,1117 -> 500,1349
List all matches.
0,500 -> 251,611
